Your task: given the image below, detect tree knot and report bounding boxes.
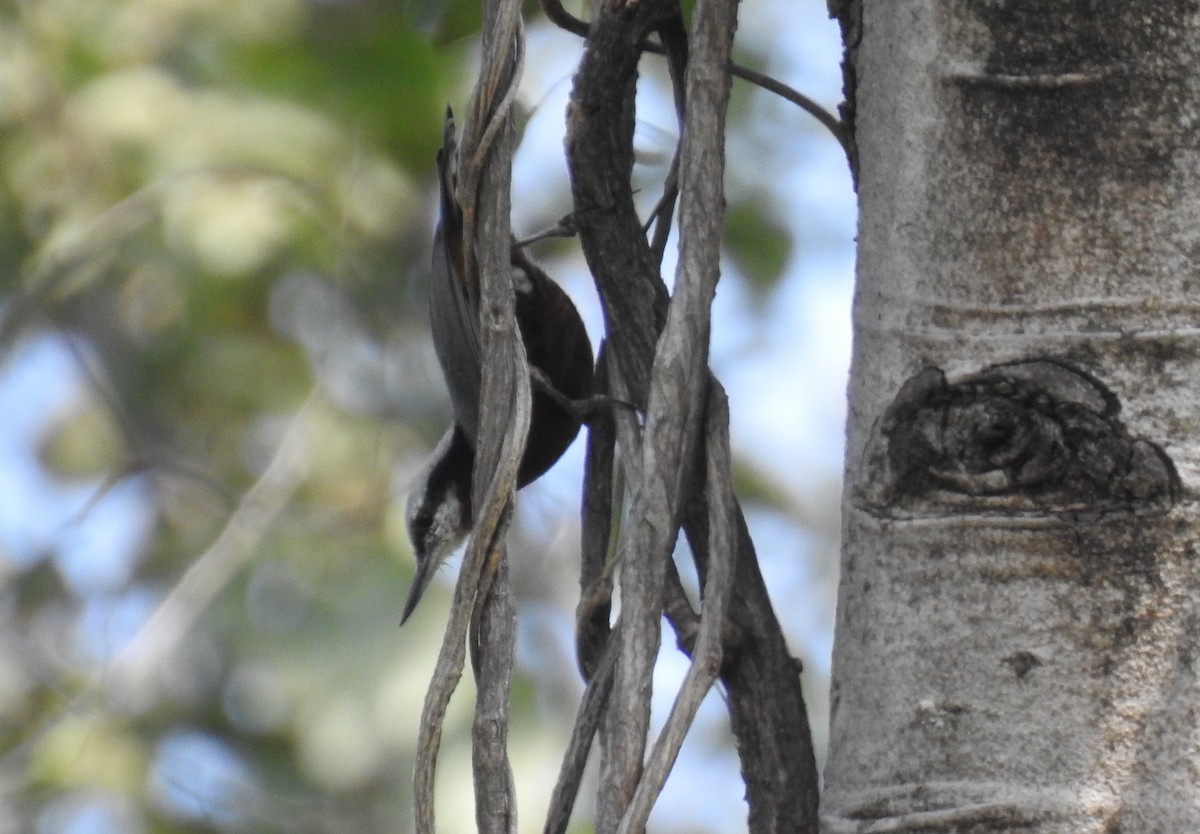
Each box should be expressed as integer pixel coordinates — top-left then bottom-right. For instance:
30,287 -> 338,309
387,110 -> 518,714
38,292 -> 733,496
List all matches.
859,359 -> 1179,516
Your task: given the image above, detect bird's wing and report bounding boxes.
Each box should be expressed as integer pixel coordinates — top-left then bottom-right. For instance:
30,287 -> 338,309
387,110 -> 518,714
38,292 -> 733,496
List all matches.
437,111 -> 480,363
430,108 -> 483,440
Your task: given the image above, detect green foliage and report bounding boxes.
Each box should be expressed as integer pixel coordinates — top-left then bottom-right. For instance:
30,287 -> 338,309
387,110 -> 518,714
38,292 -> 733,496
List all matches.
0,1 -> 476,831
724,197 -> 793,299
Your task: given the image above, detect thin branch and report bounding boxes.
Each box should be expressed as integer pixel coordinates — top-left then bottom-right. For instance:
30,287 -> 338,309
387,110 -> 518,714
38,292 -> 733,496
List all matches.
576,345 -> 617,681
594,325 -> 662,834
594,0 -> 736,818
607,0 -> 740,821
471,555 -> 519,834
538,0 -> 847,153
565,0 -> 820,828
730,61 -> 845,147
2,389 -> 325,797
413,536 -> 479,832
645,12 -> 687,265
413,389 -> 530,833
103,390 -> 319,703
412,0 -> 529,827
662,559 -> 701,651
543,640 -> 618,834
618,386 -> 737,834
537,0 -> 588,38
463,0 -> 527,825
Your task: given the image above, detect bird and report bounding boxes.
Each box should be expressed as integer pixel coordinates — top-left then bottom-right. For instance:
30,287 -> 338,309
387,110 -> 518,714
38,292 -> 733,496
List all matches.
402,109 -> 595,624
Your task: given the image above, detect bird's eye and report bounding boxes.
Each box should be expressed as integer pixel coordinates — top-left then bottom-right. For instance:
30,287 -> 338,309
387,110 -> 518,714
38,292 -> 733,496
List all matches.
411,510 -> 434,541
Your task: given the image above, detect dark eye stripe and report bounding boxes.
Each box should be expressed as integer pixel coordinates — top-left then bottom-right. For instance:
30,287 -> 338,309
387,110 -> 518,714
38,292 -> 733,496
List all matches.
410,505 -> 435,541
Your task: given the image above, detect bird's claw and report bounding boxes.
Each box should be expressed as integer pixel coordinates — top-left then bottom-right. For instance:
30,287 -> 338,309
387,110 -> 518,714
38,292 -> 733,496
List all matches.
514,213 -> 579,249
529,367 -> 636,423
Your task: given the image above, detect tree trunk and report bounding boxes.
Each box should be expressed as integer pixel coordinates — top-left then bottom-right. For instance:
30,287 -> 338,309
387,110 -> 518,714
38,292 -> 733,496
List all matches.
825,3 -> 1200,832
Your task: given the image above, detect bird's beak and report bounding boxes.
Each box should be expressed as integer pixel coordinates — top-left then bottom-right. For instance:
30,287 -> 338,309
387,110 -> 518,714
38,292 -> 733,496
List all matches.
400,556 -> 438,626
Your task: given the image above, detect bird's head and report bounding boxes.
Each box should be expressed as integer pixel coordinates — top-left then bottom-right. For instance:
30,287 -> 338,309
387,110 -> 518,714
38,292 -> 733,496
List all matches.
401,426 -> 474,624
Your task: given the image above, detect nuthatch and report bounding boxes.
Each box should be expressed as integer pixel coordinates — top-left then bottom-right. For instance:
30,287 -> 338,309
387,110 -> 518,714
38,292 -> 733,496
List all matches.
402,109 -> 594,623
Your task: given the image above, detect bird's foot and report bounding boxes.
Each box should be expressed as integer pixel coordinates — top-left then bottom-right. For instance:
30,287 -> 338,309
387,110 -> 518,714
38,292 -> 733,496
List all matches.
514,213 -> 579,249
529,367 -> 636,424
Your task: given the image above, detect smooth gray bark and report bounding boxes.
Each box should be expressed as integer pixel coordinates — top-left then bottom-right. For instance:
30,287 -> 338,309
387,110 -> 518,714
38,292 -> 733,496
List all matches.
826,3 -> 1200,832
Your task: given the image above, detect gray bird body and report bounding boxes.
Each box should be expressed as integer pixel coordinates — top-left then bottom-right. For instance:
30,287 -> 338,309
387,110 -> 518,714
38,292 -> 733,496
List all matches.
402,110 -> 594,623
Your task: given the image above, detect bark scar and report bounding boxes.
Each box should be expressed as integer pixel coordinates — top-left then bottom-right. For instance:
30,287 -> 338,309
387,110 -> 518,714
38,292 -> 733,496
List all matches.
860,359 -> 1179,516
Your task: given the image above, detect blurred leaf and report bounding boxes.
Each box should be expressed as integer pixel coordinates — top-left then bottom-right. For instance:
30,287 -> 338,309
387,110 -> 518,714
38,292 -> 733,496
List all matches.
414,0 -> 484,45
408,0 -> 549,47
0,1 -> 490,830
724,197 -> 792,298
11,561 -> 70,615
30,712 -> 147,792
222,6 -> 459,162
39,401 -> 125,477
731,458 -> 792,513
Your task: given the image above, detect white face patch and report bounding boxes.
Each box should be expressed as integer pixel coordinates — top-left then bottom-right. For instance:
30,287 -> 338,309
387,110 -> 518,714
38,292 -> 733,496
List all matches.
402,471 -> 469,623
406,478 -> 468,572
401,425 -> 475,622
405,425 -> 472,582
